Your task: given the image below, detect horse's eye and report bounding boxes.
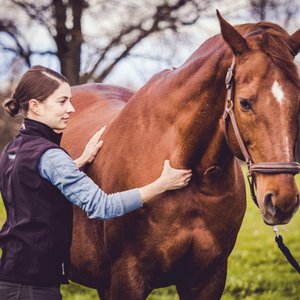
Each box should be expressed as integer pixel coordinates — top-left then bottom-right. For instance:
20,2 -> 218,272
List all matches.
239,98 -> 251,111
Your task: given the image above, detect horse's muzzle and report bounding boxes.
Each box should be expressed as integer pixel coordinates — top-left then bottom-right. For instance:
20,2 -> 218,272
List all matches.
262,192 -> 300,225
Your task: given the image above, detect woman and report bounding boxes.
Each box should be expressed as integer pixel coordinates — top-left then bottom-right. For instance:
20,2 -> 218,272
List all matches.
0,65 -> 192,299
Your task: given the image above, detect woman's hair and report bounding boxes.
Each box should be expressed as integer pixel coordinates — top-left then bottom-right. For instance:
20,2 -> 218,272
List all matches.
3,65 -> 69,117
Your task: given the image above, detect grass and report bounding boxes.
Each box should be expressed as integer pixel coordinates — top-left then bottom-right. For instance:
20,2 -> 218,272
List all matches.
222,178 -> 300,300
0,169 -> 299,299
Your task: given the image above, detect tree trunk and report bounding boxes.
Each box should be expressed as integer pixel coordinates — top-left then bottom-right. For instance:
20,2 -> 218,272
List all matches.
53,0 -> 85,85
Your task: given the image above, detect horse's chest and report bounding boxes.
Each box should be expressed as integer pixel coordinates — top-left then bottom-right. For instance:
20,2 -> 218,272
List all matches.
159,199 -> 244,269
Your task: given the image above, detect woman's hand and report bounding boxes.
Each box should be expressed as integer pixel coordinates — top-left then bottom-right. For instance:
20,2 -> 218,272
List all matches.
157,160 -> 192,192
75,126 -> 106,169
139,160 -> 192,203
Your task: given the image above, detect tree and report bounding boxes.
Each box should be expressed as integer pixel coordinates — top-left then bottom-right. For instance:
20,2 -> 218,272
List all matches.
250,0 -> 300,26
0,0 -> 215,86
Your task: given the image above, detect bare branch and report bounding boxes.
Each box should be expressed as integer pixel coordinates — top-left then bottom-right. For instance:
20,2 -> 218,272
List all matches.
11,0 -> 52,30
0,19 -> 31,66
81,0 -> 207,83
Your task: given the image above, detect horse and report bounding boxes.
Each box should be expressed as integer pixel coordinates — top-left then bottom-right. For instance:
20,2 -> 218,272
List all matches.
62,11 -> 300,300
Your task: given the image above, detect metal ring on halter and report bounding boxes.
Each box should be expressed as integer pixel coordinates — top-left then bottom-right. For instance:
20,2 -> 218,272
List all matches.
226,100 -> 233,111
225,68 -> 234,88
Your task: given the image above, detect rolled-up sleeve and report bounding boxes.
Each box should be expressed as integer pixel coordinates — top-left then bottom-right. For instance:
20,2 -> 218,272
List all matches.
38,148 -> 143,219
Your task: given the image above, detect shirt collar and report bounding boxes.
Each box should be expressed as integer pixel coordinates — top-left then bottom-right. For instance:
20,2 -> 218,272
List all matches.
20,118 -> 63,146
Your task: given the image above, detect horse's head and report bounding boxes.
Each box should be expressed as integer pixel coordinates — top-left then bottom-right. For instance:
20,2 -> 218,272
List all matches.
217,11 -> 300,225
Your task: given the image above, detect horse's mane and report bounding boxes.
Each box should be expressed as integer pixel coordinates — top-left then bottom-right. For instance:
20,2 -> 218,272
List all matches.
237,22 -> 300,88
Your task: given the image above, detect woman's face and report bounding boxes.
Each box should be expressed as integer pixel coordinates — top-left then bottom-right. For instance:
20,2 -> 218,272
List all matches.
29,82 -> 75,130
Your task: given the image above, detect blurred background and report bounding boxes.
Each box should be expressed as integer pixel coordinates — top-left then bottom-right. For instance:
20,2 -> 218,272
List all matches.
0,1 -> 300,299
0,0 -> 300,150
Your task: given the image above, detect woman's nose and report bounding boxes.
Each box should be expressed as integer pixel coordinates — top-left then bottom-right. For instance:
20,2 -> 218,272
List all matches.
67,102 -> 75,113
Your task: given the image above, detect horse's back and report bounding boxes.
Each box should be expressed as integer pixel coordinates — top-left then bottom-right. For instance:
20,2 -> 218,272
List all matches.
62,83 -> 134,158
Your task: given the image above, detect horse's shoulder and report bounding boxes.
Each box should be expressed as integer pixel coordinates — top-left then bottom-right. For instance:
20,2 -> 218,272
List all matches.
63,83 -> 135,158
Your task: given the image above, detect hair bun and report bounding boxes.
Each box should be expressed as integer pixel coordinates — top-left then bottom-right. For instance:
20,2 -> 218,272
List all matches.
3,97 -> 20,117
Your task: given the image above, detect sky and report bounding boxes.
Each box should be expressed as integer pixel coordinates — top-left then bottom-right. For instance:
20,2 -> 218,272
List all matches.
0,0 -> 299,90
101,2 -> 300,89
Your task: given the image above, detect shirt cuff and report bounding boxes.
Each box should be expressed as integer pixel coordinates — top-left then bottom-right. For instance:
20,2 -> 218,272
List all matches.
119,188 -> 143,214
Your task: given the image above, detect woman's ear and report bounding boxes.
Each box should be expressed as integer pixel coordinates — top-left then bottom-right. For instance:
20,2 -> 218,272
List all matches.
28,99 -> 40,115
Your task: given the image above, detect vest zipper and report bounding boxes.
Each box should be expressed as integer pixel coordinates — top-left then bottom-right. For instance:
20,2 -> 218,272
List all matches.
62,261 -> 65,275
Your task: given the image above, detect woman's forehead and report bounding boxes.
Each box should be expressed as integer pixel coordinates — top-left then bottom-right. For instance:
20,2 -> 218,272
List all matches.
49,82 -> 71,99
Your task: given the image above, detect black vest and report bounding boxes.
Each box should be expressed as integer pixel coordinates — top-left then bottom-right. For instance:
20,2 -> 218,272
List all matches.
0,118 -> 73,286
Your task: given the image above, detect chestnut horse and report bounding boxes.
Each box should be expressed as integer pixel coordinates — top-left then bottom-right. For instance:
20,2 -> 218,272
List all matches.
62,12 -> 300,300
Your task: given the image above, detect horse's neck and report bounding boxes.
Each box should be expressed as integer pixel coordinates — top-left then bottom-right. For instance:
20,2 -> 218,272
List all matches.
114,37 -> 232,170
196,118 -> 233,176
135,39 -> 231,167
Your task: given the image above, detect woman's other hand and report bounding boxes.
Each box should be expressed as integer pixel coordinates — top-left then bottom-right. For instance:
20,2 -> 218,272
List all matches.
75,125 -> 106,169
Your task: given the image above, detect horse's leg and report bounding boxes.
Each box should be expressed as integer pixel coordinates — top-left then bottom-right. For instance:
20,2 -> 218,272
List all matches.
176,262 -> 227,300
105,262 -> 148,300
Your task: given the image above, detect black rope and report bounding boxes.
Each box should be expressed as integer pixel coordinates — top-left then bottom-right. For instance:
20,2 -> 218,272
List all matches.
275,235 -> 300,274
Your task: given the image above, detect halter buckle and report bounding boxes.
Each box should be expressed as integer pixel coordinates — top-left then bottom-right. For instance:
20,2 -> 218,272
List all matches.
225,67 -> 234,89
226,100 -> 233,111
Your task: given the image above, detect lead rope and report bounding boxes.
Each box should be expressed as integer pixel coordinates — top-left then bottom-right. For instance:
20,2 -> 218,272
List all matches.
273,226 -> 300,273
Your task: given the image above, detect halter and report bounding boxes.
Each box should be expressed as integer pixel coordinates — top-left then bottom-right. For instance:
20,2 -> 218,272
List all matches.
223,57 -> 300,205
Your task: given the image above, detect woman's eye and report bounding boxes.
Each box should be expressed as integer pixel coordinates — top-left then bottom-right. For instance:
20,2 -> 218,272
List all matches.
239,98 -> 252,111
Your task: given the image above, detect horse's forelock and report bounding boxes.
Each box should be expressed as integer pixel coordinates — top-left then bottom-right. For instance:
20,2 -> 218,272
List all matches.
239,22 -> 300,89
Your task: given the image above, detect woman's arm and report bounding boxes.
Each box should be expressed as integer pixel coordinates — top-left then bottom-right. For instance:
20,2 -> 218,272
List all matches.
39,125 -> 192,219
38,149 -> 192,220
74,126 -> 192,204
75,126 -> 192,203
74,127 -> 192,202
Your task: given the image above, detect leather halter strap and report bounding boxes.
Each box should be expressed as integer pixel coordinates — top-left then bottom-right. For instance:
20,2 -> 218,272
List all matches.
223,57 -> 300,204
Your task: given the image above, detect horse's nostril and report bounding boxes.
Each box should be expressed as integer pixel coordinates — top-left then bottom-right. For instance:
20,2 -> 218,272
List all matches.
264,192 -> 276,216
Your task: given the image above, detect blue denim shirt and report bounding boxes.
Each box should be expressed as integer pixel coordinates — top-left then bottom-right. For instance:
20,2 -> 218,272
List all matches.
38,148 -> 142,219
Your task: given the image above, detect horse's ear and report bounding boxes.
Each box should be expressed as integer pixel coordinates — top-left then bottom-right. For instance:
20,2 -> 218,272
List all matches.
216,10 -> 248,56
289,29 -> 300,56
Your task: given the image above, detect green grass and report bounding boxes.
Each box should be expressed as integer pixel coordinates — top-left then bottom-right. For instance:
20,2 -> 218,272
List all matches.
0,169 -> 299,299
222,174 -> 300,300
